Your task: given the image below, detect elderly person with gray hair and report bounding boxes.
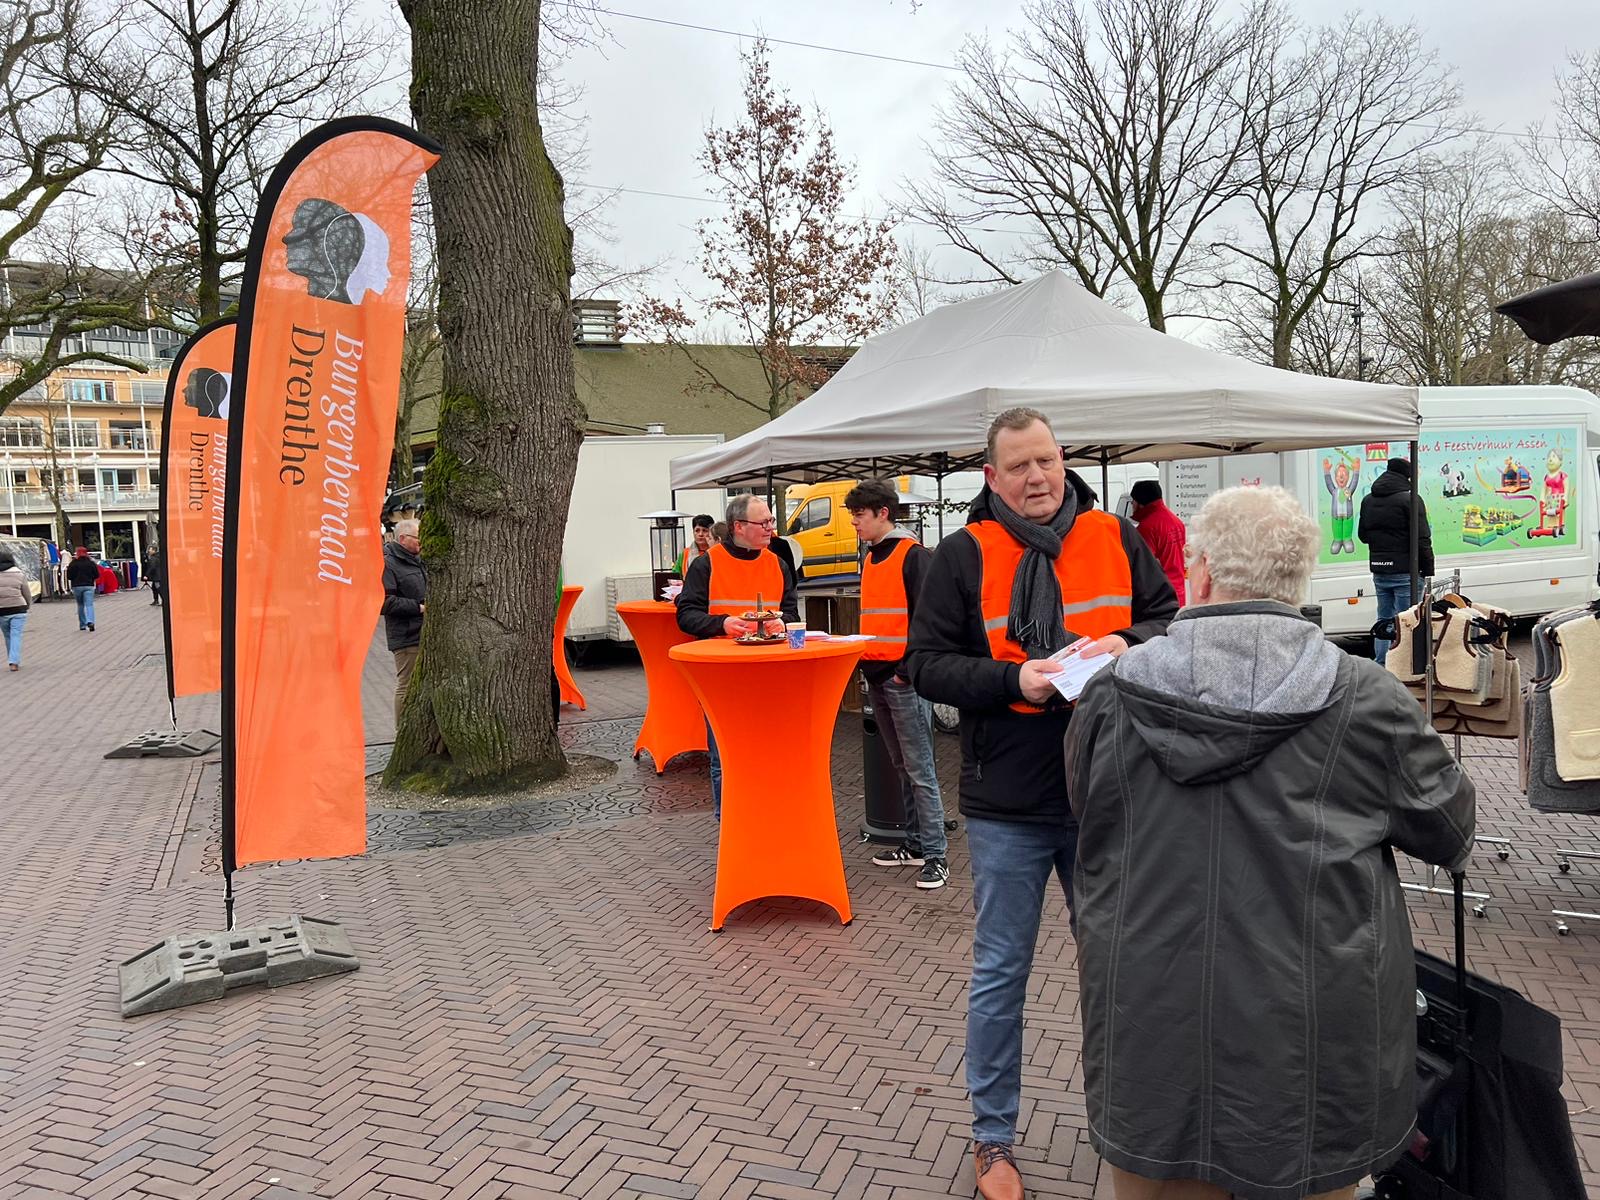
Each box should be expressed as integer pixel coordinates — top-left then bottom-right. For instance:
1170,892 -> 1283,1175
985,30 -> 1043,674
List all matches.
382,518 -> 426,724
1065,486 -> 1476,1200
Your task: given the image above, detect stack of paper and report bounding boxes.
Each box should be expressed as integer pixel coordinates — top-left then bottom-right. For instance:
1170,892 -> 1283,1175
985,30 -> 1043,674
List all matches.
661,582 -> 683,602
1047,638 -> 1114,702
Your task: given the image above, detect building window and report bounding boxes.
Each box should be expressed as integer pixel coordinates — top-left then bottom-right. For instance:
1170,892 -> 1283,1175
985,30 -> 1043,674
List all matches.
5,469 -> 26,488
109,420 -> 152,450
100,468 -> 137,491
148,468 -> 161,489
131,379 -> 167,406
67,379 -> 116,405
0,417 -> 43,447
53,419 -> 99,448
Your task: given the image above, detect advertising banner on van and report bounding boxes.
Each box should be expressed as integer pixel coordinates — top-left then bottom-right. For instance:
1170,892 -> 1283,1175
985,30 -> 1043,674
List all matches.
221,117 -> 439,874
159,318 -> 236,704
1315,427 -> 1580,564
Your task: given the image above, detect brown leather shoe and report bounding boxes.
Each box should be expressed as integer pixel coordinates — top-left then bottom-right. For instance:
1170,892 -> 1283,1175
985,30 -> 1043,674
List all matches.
974,1141 -> 1023,1200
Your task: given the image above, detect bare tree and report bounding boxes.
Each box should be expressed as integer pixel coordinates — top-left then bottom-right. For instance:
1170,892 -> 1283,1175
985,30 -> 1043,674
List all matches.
386,0 -> 586,793
891,235 -> 954,319
1207,13 -> 1459,368
1364,146 -> 1600,389
0,0 -> 164,414
1527,49 -> 1600,238
391,204 -> 438,491
908,0 -> 1261,331
78,0 -> 390,323
633,40 -> 898,428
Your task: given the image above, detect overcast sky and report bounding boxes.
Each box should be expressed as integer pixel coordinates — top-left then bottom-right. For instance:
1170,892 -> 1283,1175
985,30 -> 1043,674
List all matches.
378,1 -> 1598,319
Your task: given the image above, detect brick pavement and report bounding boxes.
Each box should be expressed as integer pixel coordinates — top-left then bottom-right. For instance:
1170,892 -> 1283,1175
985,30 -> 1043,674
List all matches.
0,592 -> 1596,1198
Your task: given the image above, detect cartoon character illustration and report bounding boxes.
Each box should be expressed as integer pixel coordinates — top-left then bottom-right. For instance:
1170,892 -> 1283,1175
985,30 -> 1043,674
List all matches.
1532,448 -> 1569,538
1322,451 -> 1361,555
1440,462 -> 1471,498
182,367 -> 230,421
282,197 -> 392,305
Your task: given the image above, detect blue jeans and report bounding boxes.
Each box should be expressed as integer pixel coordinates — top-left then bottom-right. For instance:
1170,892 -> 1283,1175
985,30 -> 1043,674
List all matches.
966,815 -> 1079,1144
1373,573 -> 1413,662
73,585 -> 95,628
867,678 -> 948,859
707,719 -> 722,817
0,612 -> 24,665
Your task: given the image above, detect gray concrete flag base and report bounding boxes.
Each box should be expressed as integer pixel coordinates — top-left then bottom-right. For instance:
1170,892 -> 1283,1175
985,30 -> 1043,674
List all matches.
118,915 -> 359,1017
104,728 -> 222,758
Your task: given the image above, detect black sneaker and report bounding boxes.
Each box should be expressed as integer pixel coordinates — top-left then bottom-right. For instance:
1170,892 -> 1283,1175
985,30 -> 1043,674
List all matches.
871,844 -> 925,867
916,858 -> 949,890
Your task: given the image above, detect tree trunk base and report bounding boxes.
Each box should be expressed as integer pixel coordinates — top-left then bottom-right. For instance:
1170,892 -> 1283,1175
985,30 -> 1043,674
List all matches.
383,751 -> 568,797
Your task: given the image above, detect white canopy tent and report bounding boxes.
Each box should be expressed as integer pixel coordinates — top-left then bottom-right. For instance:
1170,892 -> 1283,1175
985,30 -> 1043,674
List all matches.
669,271 -> 1421,490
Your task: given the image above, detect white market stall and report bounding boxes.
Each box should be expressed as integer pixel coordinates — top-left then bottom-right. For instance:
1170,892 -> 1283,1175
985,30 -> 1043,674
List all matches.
669,271 -> 1421,493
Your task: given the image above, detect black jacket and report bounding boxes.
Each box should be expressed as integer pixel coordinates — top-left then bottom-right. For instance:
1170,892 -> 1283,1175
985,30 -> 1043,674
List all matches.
905,475 -> 1178,824
860,532 -> 933,685
66,556 -> 100,587
1358,463 -> 1435,576
381,541 -> 426,651
676,538 -> 800,639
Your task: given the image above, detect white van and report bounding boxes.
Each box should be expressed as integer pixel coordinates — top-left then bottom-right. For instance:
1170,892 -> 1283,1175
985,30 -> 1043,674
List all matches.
1163,385 -> 1600,633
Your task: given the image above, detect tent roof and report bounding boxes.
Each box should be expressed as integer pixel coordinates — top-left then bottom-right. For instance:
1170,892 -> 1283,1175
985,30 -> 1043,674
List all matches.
670,271 -> 1421,488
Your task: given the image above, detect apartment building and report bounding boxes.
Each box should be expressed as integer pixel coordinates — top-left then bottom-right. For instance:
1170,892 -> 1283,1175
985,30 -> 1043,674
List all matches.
1,320 -> 185,562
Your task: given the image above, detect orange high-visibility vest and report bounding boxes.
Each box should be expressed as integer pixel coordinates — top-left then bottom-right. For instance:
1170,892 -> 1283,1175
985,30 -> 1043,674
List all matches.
859,537 -> 916,661
967,512 -> 1133,713
705,543 -> 786,618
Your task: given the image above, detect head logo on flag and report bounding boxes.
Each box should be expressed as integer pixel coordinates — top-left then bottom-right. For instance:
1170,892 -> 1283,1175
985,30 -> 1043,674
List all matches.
159,318 -> 237,709
221,117 -> 440,893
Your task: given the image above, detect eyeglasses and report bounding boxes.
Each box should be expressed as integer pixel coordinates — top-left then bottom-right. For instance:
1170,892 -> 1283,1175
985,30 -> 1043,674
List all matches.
738,518 -> 778,530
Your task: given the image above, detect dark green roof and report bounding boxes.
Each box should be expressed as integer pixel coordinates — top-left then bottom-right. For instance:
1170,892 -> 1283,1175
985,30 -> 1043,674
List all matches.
409,342 -> 851,445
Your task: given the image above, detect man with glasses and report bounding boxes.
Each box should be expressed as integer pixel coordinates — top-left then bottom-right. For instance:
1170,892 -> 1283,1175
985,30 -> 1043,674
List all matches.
676,493 -> 800,816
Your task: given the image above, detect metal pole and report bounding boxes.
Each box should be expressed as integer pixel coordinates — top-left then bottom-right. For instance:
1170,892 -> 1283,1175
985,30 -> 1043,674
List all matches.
936,473 -> 945,540
1100,451 -> 1111,511
4,451 -> 15,535
1407,440 -> 1421,621
92,453 -> 105,555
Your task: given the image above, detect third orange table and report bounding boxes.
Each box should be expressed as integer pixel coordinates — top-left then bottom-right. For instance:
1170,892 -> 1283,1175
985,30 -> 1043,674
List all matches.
668,636 -> 866,931
554,584 -> 586,710
614,600 -> 706,772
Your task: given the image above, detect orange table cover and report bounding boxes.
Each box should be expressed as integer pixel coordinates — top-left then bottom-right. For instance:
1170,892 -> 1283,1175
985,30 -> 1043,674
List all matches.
616,601 -> 707,772
668,637 -> 866,930
554,584 -> 586,710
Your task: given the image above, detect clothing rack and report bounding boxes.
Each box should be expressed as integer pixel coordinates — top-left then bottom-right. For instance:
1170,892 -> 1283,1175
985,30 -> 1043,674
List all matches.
1399,571 -> 1498,918
1546,598 -> 1600,935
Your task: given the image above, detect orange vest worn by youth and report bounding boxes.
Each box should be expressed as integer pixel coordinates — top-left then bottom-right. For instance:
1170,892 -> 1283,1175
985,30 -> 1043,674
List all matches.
705,543 -> 786,618
860,537 -> 916,661
967,512 -> 1133,713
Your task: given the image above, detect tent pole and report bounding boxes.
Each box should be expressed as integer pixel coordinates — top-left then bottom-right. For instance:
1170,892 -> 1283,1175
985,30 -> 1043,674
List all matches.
1408,438 -> 1421,637
1100,452 -> 1111,511
936,474 -> 945,540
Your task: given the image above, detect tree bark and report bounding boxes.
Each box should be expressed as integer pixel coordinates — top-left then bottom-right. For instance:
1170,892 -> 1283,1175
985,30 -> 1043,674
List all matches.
386,0 -> 584,793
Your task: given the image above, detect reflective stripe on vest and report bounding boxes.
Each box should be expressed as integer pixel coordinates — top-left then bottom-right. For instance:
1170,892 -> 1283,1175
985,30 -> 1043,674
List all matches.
859,538 -> 916,661
967,513 -> 1133,713
706,542 -> 786,618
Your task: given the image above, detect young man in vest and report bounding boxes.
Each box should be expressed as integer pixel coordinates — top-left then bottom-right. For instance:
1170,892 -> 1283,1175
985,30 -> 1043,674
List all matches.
676,493 -> 800,816
846,479 -> 950,890
907,408 -> 1178,1200
674,514 -> 715,577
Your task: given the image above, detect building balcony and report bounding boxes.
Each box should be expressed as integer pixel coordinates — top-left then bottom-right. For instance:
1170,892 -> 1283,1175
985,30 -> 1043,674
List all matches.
1,487 -> 159,515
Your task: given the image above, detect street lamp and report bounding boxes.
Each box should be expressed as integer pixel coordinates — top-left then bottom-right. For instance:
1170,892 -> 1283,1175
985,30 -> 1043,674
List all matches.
3,450 -> 15,536
91,452 -> 106,557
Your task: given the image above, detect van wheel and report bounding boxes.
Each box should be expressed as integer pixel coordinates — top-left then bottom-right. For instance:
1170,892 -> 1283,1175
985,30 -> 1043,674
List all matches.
932,704 -> 959,735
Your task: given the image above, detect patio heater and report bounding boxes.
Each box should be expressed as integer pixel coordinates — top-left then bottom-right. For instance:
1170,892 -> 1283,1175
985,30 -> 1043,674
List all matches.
640,510 -> 689,600
90,452 -> 106,557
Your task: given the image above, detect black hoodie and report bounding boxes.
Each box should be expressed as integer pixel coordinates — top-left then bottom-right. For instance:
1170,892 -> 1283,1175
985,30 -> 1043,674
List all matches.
905,471 -> 1178,824
1358,460 -> 1435,576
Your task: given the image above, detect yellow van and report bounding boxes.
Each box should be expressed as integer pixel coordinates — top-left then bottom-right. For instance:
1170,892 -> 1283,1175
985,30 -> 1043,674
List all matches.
785,480 -> 864,578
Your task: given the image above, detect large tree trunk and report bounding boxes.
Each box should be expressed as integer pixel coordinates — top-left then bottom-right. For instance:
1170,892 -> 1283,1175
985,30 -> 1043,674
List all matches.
387,0 -> 584,793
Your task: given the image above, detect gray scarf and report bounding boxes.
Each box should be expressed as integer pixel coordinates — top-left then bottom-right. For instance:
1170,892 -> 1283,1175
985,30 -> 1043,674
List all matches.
988,487 -> 1077,659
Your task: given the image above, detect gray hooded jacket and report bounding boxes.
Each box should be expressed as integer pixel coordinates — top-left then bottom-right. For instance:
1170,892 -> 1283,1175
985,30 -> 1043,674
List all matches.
1064,601 -> 1475,1199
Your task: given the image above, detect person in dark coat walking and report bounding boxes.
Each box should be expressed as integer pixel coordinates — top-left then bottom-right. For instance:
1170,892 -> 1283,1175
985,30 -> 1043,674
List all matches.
1358,457 -> 1434,662
381,520 -> 426,725
144,547 -> 164,606
66,547 -> 99,631
1066,486 -> 1475,1200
